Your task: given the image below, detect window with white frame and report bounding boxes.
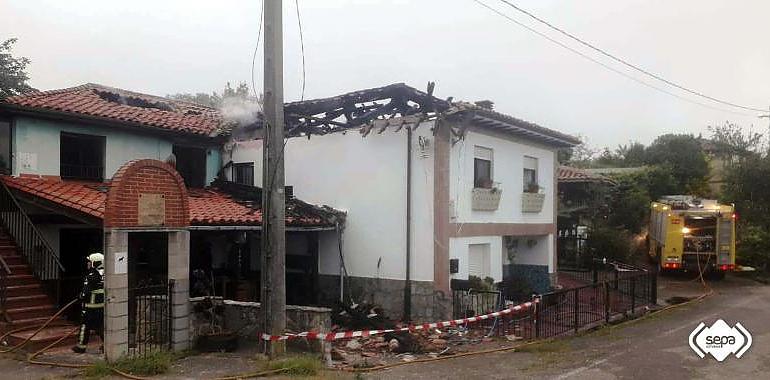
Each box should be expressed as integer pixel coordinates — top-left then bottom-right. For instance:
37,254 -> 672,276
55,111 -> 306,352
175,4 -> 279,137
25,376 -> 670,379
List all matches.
468,243 -> 491,279
523,156 -> 539,193
473,146 -> 493,189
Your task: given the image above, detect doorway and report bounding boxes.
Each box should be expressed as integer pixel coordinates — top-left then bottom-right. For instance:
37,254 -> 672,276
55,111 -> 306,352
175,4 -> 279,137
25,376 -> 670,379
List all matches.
59,228 -> 103,319
127,232 -> 171,354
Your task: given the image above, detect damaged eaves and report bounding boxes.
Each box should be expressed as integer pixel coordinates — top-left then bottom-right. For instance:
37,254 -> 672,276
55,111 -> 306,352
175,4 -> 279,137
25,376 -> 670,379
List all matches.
207,178 -> 346,228
276,83 -> 579,148
282,83 -> 450,136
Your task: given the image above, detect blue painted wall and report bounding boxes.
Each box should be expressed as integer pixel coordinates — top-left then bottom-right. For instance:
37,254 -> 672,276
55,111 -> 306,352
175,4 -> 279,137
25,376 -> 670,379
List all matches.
13,116 -> 221,185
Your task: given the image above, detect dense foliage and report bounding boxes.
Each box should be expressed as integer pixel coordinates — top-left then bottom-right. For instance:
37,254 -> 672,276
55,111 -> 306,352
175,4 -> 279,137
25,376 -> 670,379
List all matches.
565,122 -> 770,271
0,38 -> 35,99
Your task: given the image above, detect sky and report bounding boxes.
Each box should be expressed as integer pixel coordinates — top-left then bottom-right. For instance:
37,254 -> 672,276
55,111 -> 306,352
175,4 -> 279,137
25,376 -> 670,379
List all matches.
2,0 -> 770,149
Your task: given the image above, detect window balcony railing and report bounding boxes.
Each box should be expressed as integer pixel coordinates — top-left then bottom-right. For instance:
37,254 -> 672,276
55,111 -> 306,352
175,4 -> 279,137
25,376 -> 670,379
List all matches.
61,164 -> 104,181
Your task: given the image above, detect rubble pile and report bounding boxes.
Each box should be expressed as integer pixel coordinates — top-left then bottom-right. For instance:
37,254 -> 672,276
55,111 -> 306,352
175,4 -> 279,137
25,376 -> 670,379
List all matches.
327,301 -> 525,368
329,325 -> 521,368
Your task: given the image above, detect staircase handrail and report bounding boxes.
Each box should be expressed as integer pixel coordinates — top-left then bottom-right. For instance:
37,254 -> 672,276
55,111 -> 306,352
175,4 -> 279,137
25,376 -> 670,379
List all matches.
0,181 -> 65,275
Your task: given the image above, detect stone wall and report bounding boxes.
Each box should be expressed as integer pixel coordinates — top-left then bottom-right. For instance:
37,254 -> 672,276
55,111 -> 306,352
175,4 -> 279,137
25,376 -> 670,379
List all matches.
317,275 -> 450,323
190,297 -> 332,345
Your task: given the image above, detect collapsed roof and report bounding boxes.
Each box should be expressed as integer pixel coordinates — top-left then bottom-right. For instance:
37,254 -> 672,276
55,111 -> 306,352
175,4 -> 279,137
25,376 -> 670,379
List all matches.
1,82 -> 579,147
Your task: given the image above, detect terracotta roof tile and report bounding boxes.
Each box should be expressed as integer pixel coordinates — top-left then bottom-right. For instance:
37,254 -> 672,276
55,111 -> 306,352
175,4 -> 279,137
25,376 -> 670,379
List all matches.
1,176 -> 336,227
558,166 -> 615,184
3,84 -> 225,137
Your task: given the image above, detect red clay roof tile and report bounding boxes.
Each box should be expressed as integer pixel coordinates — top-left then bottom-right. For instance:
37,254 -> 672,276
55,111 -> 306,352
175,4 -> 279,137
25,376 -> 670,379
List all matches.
1,176 -> 333,227
3,84 -> 226,137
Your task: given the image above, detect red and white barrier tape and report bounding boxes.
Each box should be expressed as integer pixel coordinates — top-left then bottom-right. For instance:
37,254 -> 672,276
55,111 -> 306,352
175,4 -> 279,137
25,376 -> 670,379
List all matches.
260,299 -> 537,342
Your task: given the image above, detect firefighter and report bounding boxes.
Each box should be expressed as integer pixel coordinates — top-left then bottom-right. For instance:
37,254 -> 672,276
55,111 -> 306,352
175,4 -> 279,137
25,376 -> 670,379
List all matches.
72,252 -> 105,354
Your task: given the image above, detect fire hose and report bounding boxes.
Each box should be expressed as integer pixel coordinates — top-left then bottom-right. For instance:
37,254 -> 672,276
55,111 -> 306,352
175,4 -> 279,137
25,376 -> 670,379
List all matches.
0,299 -> 289,379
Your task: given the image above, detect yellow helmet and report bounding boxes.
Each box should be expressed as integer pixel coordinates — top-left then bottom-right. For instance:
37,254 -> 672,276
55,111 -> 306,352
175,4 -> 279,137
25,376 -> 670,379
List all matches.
87,253 -> 104,269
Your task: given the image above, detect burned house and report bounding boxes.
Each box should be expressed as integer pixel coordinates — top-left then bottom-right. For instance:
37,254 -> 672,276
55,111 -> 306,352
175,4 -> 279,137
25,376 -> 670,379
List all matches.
0,84 -> 343,358
235,84 -> 580,320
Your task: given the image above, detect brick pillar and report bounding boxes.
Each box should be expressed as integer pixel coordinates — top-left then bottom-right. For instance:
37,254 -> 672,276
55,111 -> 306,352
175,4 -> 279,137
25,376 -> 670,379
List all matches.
168,230 -> 190,351
104,229 -> 129,361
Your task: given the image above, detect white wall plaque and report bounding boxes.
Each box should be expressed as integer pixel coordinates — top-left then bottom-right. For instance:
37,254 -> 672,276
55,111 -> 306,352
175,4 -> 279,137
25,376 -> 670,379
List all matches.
114,252 -> 127,274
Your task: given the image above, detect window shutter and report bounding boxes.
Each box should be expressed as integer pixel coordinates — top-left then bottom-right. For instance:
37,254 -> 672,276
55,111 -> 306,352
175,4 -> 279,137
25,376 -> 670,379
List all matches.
524,156 -> 538,170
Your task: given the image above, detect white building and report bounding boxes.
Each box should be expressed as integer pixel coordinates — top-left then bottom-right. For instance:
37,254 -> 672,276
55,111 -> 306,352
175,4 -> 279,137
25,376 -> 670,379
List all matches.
226,85 -> 580,321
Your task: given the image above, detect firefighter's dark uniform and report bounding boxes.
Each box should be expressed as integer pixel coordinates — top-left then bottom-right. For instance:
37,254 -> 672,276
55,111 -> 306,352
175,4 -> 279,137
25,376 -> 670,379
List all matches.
73,264 -> 104,353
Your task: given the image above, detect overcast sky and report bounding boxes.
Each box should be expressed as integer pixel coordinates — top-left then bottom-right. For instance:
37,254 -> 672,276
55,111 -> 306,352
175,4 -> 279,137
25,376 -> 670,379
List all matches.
2,0 -> 769,148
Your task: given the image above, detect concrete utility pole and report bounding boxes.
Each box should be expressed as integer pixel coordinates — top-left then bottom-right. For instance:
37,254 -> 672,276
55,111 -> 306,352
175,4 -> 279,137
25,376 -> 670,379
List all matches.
260,0 -> 286,356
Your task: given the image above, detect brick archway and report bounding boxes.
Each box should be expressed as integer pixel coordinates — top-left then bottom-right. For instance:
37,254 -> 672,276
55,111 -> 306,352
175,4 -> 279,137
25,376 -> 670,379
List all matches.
105,159 -> 189,228
103,159 -> 191,360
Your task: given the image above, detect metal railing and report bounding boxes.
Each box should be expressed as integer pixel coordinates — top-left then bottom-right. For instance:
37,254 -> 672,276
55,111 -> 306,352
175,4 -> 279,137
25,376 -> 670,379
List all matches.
0,181 -> 64,307
451,262 -> 657,341
452,289 -> 502,319
128,279 -> 174,357
60,164 -> 103,181
529,270 -> 656,339
0,255 -> 9,322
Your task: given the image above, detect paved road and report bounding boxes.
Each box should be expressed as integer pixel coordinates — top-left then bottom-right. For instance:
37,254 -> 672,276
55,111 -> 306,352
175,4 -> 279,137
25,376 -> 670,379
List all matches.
374,274 -> 769,380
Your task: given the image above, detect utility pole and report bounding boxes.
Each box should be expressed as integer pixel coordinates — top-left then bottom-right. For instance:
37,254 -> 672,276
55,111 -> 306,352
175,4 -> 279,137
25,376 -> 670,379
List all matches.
760,106 -> 770,155
260,0 -> 286,356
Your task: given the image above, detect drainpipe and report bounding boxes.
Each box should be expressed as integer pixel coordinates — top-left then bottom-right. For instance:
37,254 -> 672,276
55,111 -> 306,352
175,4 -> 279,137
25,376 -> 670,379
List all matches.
404,127 -> 413,321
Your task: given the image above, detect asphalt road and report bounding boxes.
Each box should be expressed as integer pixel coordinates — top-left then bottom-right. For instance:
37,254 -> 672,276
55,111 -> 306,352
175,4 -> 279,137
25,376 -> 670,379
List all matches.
374,274 -> 770,380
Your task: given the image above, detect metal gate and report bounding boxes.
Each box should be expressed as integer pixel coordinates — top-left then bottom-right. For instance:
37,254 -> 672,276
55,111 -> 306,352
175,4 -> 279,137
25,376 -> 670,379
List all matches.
128,279 -> 174,356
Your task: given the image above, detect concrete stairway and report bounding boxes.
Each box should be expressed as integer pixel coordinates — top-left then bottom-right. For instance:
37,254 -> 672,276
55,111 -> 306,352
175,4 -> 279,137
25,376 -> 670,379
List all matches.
0,233 -> 77,350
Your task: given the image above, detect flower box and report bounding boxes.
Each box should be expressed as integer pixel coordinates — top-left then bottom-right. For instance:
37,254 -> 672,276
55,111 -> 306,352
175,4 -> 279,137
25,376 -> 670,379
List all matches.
472,188 -> 502,211
521,193 -> 545,213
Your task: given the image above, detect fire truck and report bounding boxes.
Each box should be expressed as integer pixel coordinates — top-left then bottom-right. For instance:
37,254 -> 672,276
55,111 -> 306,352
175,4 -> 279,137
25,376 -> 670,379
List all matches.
648,196 -> 736,279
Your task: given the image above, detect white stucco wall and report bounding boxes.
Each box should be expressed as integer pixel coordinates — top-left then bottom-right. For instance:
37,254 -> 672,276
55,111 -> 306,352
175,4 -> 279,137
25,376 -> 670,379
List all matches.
449,127 -> 556,224
242,122 -> 436,282
12,116 -> 221,184
502,234 -> 554,272
449,235 -> 504,282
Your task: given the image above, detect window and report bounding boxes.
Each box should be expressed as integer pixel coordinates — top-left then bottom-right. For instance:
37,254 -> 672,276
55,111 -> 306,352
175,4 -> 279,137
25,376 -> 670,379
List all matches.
473,146 -> 493,189
232,162 -> 254,186
173,145 -> 207,188
0,120 -> 10,174
523,156 -> 538,193
60,132 -> 105,181
468,243 -> 491,279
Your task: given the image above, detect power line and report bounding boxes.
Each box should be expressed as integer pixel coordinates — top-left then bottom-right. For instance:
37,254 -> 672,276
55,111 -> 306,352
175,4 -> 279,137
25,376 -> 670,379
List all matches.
251,0 -> 265,105
471,0 -> 757,117
496,0 -> 766,113
295,0 -> 307,101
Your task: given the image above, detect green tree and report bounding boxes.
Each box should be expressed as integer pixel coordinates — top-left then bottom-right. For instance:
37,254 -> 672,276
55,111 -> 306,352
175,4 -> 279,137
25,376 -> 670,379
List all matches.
708,121 -> 764,159
167,81 -> 258,108
616,142 -> 647,167
644,134 -> 709,194
0,38 -> 34,99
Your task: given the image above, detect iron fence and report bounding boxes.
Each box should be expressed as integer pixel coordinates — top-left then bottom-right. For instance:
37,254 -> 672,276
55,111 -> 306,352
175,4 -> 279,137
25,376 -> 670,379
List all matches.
451,264 -> 657,341
529,270 -> 656,339
128,279 -> 174,357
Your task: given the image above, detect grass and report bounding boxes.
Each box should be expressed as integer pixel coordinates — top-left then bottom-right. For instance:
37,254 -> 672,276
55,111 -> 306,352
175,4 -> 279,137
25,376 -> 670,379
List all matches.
82,350 -> 174,379
266,354 -> 323,377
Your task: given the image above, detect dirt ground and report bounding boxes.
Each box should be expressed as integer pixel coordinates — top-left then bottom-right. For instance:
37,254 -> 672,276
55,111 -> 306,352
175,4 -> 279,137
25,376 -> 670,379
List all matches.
2,272 -> 764,379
